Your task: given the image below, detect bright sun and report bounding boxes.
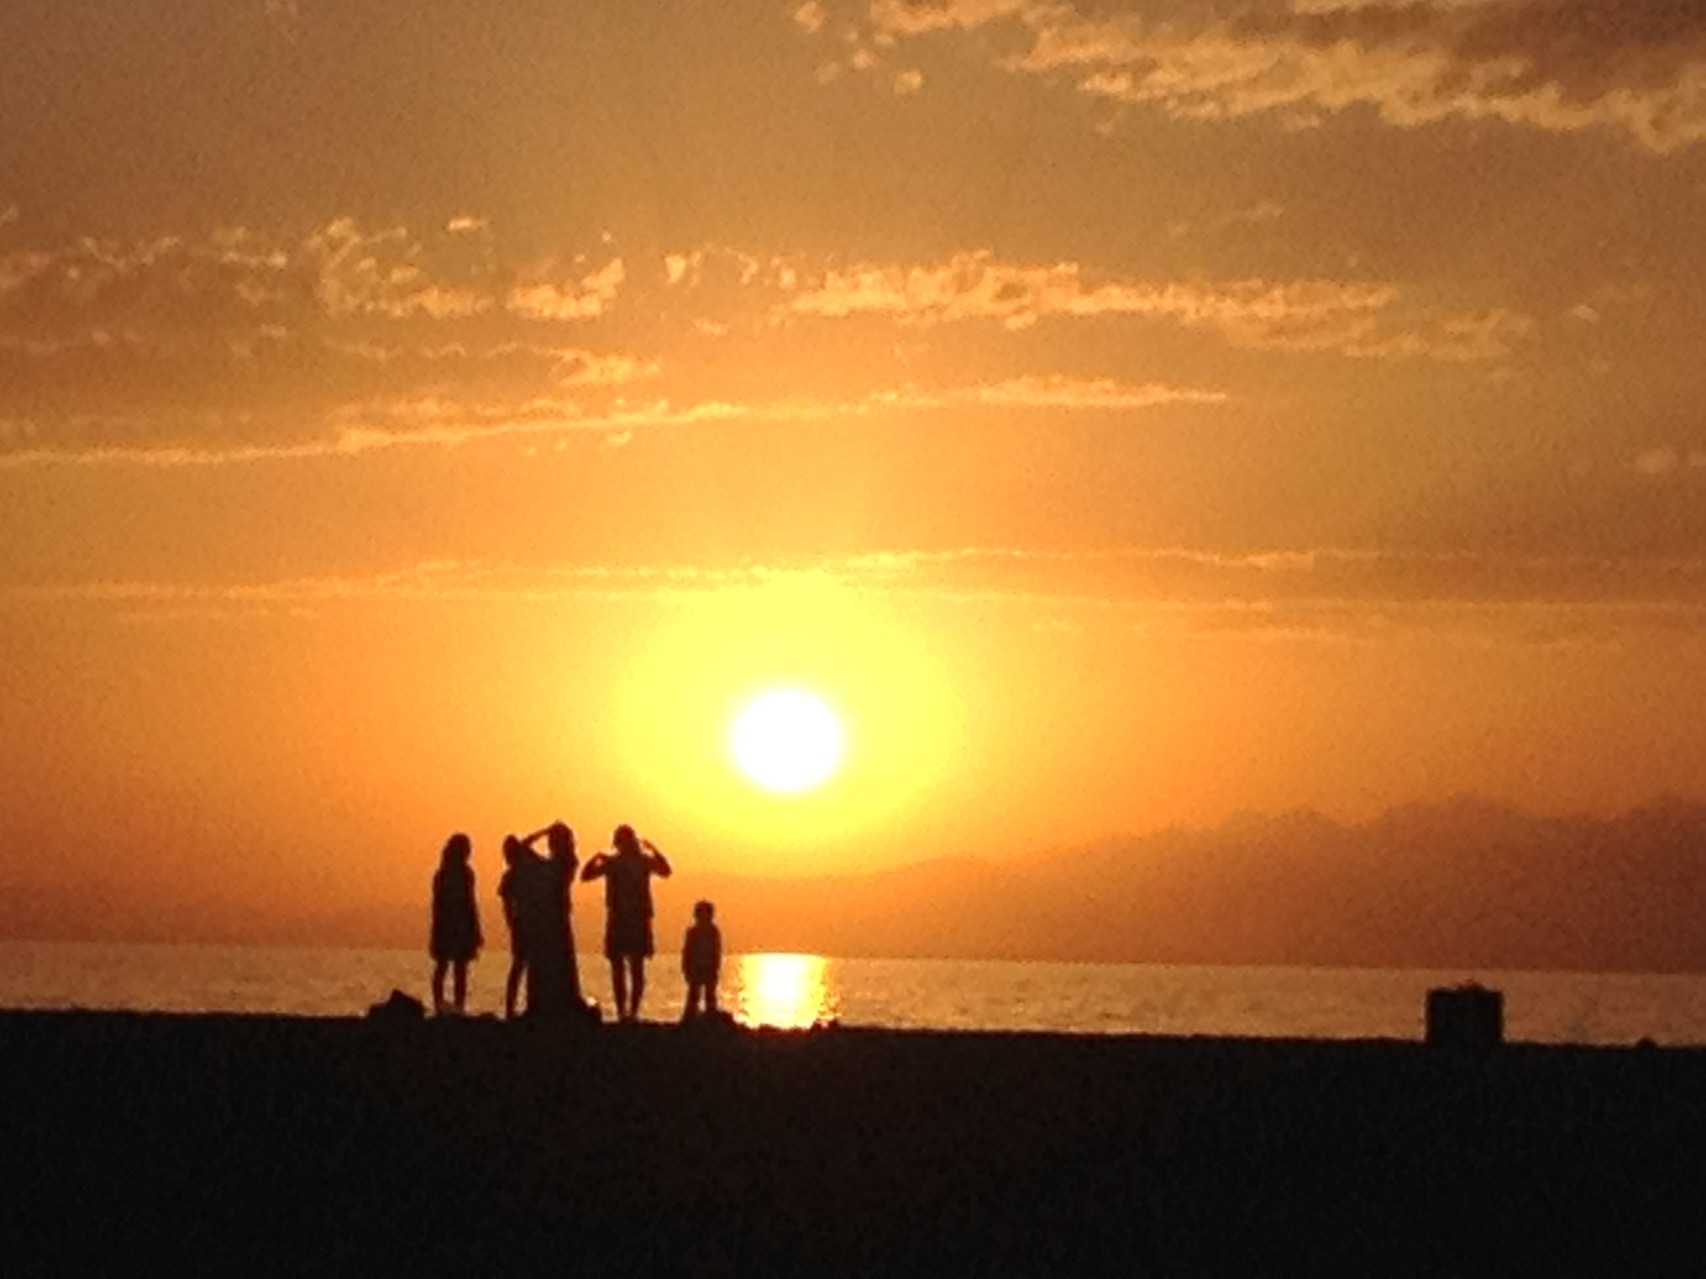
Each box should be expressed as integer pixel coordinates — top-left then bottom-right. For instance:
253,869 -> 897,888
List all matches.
730,687 -> 845,794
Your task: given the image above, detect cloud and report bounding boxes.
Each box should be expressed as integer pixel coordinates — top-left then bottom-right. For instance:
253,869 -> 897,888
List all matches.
20,560 -> 831,607
0,231 -> 296,343
507,258 -> 626,322
856,0 -> 1706,153
794,2 -> 828,34
902,373 -> 1226,409
3,219 -> 1263,464
305,219 -> 494,320
651,245 -> 801,313
0,220 -> 637,345
866,0 -> 1033,36
313,372 -> 1223,450
1169,199 -> 1285,240
0,326 -> 664,464
783,249 -> 1531,359
0,220 -> 661,462
0,365 -> 1218,467
0,223 -> 1517,466
23,543 -> 1706,645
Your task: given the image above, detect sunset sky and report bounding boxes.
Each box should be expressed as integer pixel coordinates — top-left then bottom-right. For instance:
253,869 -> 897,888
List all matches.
3,1 -> 1705,929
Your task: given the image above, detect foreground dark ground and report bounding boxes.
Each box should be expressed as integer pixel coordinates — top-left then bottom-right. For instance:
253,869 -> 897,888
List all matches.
1,1011 -> 1702,1274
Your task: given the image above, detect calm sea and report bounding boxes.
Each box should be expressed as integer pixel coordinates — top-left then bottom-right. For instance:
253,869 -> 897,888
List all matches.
1,941 -> 1703,1045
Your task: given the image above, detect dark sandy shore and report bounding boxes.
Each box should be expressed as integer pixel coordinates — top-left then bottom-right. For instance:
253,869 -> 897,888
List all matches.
2,1011 -> 1702,1275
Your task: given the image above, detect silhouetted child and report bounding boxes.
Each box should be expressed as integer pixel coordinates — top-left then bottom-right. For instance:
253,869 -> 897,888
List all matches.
430,832 -> 482,1015
681,900 -> 721,1020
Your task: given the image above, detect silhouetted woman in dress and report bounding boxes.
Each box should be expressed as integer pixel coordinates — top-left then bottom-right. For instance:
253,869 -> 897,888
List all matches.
430,832 -> 482,1015
515,821 -> 582,1017
581,825 -> 672,1022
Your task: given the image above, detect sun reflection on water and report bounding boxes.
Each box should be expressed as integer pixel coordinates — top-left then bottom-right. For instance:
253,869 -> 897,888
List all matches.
734,953 -> 838,1029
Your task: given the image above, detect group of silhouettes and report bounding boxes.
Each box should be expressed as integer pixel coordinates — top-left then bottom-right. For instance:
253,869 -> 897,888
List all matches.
429,822 -> 723,1025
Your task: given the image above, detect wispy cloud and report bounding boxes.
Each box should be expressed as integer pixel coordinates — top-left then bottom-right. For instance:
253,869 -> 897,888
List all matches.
22,546 -> 1706,648
782,249 -> 1531,359
793,2 -> 829,34
1169,200 -> 1285,241
924,374 -> 1226,410
0,220 -> 656,464
866,0 -> 1032,36
0,222 -> 1526,466
832,0 -> 1706,153
507,258 -> 626,322
0,369 -> 1221,468
0,220 -> 626,342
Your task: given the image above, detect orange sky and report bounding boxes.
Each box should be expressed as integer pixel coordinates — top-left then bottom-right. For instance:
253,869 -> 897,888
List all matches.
3,1 -> 1706,930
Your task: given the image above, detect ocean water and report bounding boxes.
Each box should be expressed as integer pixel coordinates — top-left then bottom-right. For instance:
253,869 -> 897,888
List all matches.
1,941 -> 1704,1045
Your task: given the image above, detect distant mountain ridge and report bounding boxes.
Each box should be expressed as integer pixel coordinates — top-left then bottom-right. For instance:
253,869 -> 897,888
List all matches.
693,795 -> 1706,972
6,797 -> 1705,972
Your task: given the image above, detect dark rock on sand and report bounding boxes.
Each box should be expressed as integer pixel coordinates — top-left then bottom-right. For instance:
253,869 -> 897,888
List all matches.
367,988 -> 426,1023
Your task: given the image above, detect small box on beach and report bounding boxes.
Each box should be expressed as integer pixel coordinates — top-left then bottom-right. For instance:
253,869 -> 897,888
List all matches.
1426,984 -> 1503,1050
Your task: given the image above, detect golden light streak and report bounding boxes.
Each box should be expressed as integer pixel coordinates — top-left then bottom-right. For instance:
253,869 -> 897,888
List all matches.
734,953 -> 836,1029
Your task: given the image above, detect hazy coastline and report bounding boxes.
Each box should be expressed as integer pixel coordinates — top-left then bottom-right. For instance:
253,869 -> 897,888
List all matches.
8,797 -> 1704,973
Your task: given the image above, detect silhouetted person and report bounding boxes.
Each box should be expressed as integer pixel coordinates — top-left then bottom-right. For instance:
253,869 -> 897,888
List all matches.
681,900 -> 721,1021
429,832 -> 481,1015
581,825 -> 672,1022
516,822 -> 581,1019
497,835 -> 532,1020
501,833 -> 553,1016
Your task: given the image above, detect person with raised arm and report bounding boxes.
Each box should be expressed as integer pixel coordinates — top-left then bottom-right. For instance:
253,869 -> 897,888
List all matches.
580,825 -> 672,1023
496,835 -> 535,1020
514,821 -> 582,1018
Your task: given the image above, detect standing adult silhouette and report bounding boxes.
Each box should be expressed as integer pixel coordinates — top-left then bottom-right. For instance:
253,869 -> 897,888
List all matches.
429,832 -> 481,1015
497,835 -> 535,1019
516,822 -> 581,1018
581,825 -> 672,1022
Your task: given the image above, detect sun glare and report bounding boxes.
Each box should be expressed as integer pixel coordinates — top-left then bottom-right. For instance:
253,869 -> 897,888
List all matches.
736,953 -> 837,1029
608,576 -> 962,869
731,687 -> 844,793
